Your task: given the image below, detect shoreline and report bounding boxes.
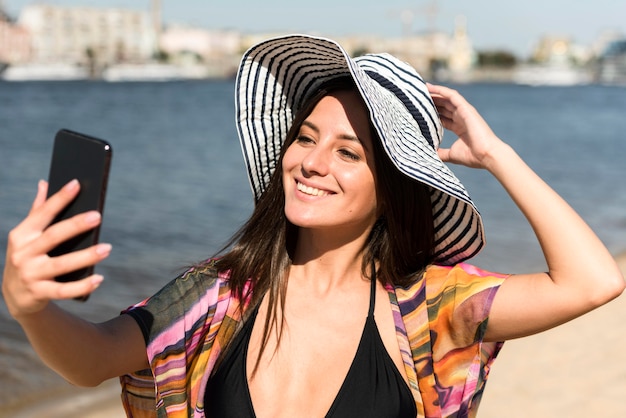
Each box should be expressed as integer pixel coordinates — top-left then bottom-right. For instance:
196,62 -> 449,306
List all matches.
1,379 -> 125,418
4,251 -> 626,417
0,379 -> 126,418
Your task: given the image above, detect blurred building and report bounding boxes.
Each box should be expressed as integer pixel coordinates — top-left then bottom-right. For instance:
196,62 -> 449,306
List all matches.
159,26 -> 241,77
513,35 -> 593,86
17,4 -> 155,67
528,35 -> 598,67
4,3 -> 477,81
321,15 -> 474,82
0,8 -> 31,64
597,38 -> 626,85
441,15 -> 475,81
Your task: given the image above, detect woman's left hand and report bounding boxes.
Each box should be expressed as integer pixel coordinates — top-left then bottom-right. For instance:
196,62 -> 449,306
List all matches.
427,83 -> 503,170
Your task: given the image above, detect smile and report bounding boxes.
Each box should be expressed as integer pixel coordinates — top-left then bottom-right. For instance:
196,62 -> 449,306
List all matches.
297,181 -> 330,197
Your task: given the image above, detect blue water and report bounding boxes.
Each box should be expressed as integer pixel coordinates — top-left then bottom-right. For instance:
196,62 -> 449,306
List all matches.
0,80 -> 253,315
0,80 -> 626,406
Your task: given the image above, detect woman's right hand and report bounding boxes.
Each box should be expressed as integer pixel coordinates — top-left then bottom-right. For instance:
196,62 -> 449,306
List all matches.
2,179 -> 111,319
427,83 -> 505,170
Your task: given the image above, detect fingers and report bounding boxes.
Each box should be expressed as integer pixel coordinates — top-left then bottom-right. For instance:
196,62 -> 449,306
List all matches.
30,211 -> 103,256
35,274 -> 105,302
9,207 -> 110,283
23,179 -> 81,234
10,208 -> 103,269
4,272 -> 105,318
2,180 -> 111,317
434,104 -> 453,120
428,84 -> 461,128
428,83 -> 473,119
13,179 -> 88,257
40,242 -> 112,279
3,239 -> 111,317
427,83 -> 462,103
427,83 -> 454,106
29,180 -> 49,214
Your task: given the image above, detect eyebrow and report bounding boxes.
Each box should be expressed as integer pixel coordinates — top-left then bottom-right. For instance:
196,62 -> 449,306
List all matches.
301,120 -> 368,149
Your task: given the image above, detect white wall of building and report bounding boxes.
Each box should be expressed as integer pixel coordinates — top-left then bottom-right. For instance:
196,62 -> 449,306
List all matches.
18,5 -> 155,65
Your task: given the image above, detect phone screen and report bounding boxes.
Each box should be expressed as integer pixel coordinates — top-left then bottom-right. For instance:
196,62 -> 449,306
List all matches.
47,129 -> 112,287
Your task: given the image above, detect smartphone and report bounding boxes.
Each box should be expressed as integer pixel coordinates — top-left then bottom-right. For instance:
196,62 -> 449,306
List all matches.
46,129 -> 112,291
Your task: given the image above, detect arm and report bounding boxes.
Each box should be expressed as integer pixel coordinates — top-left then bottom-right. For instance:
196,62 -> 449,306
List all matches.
16,305 -> 147,386
2,180 -> 148,386
427,84 -> 625,342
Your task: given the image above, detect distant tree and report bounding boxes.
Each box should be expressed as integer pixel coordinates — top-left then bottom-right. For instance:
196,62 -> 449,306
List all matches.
153,49 -> 169,62
476,50 -> 518,68
0,4 -> 13,22
179,50 -> 203,64
115,41 -> 127,63
352,47 -> 369,57
85,47 -> 95,61
85,47 -> 97,78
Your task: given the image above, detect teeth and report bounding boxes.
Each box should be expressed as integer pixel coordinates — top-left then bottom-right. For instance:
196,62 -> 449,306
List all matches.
297,182 -> 329,196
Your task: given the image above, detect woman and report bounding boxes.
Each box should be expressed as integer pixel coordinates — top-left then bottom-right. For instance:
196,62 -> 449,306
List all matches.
2,35 -> 624,418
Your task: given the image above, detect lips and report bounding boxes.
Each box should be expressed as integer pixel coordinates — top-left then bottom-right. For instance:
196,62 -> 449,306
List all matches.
296,181 -> 330,197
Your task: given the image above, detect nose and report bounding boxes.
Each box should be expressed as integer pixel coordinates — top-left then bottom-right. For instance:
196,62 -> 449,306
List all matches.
301,143 -> 330,177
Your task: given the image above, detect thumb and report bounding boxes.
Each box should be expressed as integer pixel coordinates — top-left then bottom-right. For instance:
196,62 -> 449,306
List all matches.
437,147 -> 451,162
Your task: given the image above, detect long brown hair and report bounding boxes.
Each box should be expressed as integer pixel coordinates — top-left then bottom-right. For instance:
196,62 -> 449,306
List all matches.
203,76 -> 435,370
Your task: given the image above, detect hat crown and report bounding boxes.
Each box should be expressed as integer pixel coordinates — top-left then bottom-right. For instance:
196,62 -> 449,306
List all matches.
353,53 -> 443,152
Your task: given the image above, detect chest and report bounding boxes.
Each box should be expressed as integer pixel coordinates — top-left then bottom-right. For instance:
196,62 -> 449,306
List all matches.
245,285 -> 410,417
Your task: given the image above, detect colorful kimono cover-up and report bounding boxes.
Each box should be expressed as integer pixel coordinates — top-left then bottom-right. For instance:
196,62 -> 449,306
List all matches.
119,262 -> 507,417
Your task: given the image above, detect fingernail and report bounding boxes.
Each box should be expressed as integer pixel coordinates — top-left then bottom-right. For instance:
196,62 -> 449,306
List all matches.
85,211 -> 102,225
91,275 -> 104,288
95,243 -> 112,255
65,179 -> 79,190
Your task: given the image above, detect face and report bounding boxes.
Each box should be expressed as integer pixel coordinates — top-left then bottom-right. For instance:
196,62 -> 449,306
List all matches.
282,90 -> 378,236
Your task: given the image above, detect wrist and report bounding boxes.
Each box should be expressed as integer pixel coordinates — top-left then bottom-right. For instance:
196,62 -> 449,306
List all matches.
481,141 -> 516,174
9,298 -> 51,324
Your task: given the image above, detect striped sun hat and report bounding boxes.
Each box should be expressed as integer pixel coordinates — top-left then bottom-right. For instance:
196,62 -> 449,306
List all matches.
235,34 -> 484,265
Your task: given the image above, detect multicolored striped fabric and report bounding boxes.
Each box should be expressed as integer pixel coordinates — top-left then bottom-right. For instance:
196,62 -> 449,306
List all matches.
119,262 -> 506,417
393,264 -> 506,417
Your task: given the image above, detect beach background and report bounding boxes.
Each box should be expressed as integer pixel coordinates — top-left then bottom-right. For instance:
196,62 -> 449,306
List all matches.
1,80 -> 625,417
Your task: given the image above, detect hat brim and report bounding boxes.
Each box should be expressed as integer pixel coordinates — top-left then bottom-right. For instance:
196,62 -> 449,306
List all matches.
235,34 -> 484,265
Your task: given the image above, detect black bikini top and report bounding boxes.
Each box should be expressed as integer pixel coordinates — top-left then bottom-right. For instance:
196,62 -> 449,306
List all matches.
204,268 -> 417,417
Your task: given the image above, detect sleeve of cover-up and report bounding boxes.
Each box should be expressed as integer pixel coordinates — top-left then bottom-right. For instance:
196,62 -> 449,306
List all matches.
425,263 -> 509,417
118,265 -> 232,417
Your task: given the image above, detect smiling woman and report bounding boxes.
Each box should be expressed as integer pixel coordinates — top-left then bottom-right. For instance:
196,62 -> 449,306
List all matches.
2,33 -> 623,418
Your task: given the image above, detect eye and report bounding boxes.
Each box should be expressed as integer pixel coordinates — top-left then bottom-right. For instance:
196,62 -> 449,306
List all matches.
338,148 -> 361,161
295,135 -> 315,145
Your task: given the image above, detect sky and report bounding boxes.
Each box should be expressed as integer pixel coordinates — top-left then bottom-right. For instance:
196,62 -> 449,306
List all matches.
4,0 -> 626,57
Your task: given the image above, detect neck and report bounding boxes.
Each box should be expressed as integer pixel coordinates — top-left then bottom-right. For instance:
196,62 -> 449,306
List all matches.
290,227 -> 372,292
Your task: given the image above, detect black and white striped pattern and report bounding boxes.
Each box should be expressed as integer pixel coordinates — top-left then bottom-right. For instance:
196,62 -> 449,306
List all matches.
235,34 -> 484,265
